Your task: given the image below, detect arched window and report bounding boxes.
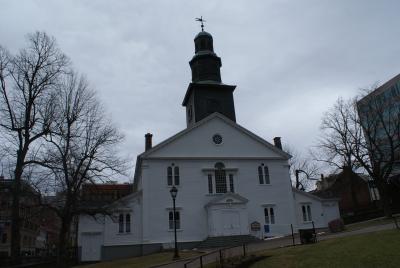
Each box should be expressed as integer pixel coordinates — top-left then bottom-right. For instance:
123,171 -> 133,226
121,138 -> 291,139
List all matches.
118,214 -> 124,233
174,166 -> 180,185
264,166 -> 270,184
125,214 -> 131,233
167,165 -> 180,186
167,166 -> 173,186
258,164 -> 270,184
258,166 -> 264,184
215,162 -> 227,193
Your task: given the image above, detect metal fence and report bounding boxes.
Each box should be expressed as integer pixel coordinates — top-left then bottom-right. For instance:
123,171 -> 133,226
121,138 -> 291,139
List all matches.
181,223 -> 314,268
183,236 -> 299,268
184,245 -> 247,268
179,218 -> 400,268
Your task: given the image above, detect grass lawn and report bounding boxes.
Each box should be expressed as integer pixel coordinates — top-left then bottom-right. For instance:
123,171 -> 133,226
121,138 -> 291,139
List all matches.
74,250 -> 203,268
248,229 -> 400,268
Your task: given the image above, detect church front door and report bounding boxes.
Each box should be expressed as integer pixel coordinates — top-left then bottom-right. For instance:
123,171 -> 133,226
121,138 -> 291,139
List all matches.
206,192 -> 249,237
222,210 -> 241,236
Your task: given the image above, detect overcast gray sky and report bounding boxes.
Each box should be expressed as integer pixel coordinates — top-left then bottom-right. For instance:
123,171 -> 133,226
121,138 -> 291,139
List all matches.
1,0 -> 400,181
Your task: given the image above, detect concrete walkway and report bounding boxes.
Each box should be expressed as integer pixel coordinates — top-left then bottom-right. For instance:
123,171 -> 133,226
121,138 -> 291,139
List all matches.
152,222 -> 398,268
319,222 -> 396,241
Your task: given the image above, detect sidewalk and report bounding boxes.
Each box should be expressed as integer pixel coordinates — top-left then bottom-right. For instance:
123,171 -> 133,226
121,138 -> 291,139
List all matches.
319,222 -> 396,241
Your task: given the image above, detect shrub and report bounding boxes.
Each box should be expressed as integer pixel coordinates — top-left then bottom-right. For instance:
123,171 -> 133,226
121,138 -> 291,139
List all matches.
328,218 -> 345,233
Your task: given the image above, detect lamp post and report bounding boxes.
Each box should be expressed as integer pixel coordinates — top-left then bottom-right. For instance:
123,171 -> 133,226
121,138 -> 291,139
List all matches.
169,186 -> 179,260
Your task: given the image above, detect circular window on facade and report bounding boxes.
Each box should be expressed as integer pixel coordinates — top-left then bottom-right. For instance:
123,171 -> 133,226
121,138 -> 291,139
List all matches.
212,134 -> 223,145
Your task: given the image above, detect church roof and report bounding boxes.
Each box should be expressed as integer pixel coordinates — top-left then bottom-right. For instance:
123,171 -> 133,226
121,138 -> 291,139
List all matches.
194,31 -> 212,39
293,187 -> 340,202
106,190 -> 142,209
133,113 -> 291,190
182,82 -> 235,106
139,112 -> 291,159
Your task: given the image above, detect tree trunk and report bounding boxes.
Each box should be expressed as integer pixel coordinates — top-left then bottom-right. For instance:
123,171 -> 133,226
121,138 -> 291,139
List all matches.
382,183 -> 393,218
344,167 -> 359,213
10,154 -> 23,264
57,215 -> 72,267
374,177 -> 392,217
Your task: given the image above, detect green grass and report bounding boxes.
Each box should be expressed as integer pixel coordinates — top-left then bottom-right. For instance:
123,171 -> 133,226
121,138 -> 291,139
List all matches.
248,229 -> 400,268
74,250 -> 202,268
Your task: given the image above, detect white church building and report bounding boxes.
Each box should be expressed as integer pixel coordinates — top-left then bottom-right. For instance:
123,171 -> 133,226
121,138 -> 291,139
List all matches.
78,30 -> 340,262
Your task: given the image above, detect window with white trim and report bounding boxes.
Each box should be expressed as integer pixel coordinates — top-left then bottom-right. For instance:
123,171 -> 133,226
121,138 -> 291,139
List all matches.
125,214 -> 131,233
207,163 -> 235,194
167,164 -> 180,186
302,204 -> 312,222
229,174 -> 235,193
168,211 -> 180,230
118,214 -> 124,233
264,207 -> 275,224
118,213 -> 131,233
208,174 -> 213,194
258,164 -> 270,184
215,162 -> 227,193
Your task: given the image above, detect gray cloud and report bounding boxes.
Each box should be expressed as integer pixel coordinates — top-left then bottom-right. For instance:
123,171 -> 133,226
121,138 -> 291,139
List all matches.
1,0 -> 400,181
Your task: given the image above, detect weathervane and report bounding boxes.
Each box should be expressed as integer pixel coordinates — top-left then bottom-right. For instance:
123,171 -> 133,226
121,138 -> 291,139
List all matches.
195,16 -> 206,32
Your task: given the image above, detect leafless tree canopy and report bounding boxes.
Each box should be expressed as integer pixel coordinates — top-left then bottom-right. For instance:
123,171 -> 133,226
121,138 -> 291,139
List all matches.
39,73 -> 125,196
34,72 -> 125,265
316,86 -> 400,217
285,145 -> 319,191
0,32 -> 126,264
0,32 -> 69,262
314,97 -> 362,171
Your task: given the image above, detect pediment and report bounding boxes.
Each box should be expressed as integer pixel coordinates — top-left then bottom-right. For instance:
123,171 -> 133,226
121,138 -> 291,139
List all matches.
205,192 -> 249,208
140,113 -> 290,159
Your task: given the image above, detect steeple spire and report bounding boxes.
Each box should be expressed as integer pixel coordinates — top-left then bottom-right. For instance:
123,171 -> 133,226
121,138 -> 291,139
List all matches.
189,30 -> 221,83
195,16 -> 206,32
182,29 -> 237,127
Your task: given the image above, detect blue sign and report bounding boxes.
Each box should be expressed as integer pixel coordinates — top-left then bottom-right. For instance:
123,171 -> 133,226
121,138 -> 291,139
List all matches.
264,224 -> 270,233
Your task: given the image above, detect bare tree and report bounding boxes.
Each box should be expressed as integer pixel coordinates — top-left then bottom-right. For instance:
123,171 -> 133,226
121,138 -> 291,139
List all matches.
354,86 -> 400,217
33,72 -> 125,265
0,32 -> 68,262
314,98 -> 363,210
285,145 -> 319,191
315,98 -> 361,170
316,88 -> 400,217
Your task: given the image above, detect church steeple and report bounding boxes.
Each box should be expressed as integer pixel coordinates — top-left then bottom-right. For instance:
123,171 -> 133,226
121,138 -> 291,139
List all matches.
182,29 -> 237,127
190,32 -> 222,83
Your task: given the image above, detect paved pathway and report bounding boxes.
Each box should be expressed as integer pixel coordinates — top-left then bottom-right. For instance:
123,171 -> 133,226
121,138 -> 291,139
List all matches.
152,222 -> 398,268
318,223 -> 396,240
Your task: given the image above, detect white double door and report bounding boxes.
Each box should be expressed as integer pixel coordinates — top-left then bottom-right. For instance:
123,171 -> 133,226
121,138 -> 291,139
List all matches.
221,210 -> 241,236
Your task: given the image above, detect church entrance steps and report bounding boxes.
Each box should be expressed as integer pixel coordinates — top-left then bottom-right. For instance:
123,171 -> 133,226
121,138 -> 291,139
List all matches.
195,235 -> 262,249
